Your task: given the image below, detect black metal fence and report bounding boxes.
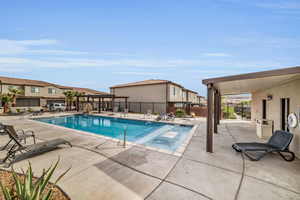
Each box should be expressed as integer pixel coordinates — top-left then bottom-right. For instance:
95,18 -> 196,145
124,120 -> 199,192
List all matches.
234,103 -> 251,119
114,102 -> 166,114
222,102 -> 251,120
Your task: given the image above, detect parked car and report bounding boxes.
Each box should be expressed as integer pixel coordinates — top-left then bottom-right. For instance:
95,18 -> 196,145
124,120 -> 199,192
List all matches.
48,103 -> 66,112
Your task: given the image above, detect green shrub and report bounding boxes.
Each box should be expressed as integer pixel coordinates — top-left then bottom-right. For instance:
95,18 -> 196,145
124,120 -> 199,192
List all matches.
16,108 -> 20,113
0,159 -> 70,200
222,106 -> 236,119
175,109 -> 185,118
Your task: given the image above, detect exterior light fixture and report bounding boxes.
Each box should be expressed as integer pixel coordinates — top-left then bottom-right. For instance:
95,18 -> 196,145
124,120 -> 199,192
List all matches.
267,94 -> 273,101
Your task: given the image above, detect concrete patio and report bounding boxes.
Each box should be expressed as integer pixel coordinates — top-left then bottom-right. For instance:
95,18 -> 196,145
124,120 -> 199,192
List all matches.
0,114 -> 299,200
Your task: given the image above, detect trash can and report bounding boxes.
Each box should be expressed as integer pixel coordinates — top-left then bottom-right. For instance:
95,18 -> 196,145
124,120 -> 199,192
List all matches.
256,119 -> 274,139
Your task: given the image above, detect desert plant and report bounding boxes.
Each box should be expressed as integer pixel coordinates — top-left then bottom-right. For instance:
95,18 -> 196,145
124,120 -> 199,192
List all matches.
0,93 -> 13,113
0,159 -> 70,200
175,109 -> 186,118
63,91 -> 76,111
8,88 -> 23,107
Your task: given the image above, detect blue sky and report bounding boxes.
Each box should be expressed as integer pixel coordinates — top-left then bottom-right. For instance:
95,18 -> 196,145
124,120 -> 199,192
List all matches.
0,0 -> 300,95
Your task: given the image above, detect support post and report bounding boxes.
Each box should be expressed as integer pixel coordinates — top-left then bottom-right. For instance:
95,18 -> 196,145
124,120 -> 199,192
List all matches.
92,97 -> 94,110
218,93 -> 222,123
112,97 -> 115,111
206,84 -> 213,153
76,96 -> 79,112
140,102 -> 142,113
214,90 -> 218,134
98,98 -> 101,113
152,102 -> 154,113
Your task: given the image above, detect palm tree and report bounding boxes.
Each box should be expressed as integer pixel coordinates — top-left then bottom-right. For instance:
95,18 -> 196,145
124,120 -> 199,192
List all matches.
0,93 -> 13,113
8,88 -> 23,107
63,90 -> 75,111
74,91 -> 84,111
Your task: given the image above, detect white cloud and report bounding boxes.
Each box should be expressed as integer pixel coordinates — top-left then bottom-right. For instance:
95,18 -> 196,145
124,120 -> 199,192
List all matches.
26,49 -> 88,55
0,55 -> 285,73
202,53 -> 231,57
256,2 -> 300,9
0,39 -> 87,56
229,37 -> 300,48
115,72 -> 162,76
16,39 -> 58,46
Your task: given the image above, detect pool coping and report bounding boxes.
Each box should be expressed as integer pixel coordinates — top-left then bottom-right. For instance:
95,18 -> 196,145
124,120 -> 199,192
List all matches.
29,113 -> 197,157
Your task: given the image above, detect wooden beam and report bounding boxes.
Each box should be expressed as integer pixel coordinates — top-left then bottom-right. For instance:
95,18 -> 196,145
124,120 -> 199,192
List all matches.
98,98 -> 101,113
112,97 -> 115,111
206,84 -> 213,153
218,93 -> 222,124
76,96 -> 79,112
214,89 -> 218,134
202,66 -> 300,85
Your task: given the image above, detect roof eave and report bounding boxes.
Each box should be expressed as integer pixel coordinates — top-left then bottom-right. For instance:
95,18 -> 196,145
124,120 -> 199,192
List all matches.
202,66 -> 300,85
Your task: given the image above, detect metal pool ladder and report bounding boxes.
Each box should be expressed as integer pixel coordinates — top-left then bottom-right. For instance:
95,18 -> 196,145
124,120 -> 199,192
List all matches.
117,125 -> 128,148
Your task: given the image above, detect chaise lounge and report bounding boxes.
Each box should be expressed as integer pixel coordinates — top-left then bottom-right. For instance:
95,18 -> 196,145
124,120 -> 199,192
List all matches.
0,125 -> 72,167
0,124 -> 36,151
232,130 -> 295,161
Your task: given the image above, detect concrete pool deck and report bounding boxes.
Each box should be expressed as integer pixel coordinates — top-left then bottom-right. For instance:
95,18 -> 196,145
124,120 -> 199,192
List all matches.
0,113 -> 299,200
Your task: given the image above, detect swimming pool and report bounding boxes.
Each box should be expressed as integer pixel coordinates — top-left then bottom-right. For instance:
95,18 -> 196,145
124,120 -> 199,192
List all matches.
34,114 -> 193,152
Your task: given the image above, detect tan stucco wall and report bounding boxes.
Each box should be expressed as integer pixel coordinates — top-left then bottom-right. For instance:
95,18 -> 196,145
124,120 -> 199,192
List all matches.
169,84 -> 186,102
111,84 -> 167,102
1,84 -> 25,94
24,86 -> 65,98
188,92 -> 198,103
251,78 -> 300,158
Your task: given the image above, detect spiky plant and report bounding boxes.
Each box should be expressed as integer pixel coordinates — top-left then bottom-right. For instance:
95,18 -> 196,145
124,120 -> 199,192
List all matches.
8,88 -> 23,107
0,93 -> 13,113
0,159 -> 70,200
63,91 -> 76,111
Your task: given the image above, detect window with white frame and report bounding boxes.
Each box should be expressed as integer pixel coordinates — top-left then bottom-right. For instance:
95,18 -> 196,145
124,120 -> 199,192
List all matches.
48,88 -> 56,94
31,87 -> 40,93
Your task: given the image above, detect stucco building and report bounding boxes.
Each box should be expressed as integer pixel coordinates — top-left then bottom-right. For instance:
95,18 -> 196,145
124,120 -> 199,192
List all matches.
110,79 -> 203,114
0,76 -> 107,111
202,66 -> 300,158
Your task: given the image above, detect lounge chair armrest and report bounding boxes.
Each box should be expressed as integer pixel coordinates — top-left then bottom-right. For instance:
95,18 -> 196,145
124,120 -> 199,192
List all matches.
24,130 -> 35,136
16,129 -> 25,135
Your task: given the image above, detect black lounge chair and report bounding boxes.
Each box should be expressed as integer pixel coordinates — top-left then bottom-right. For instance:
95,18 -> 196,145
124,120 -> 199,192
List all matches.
0,123 -> 5,135
0,125 -> 36,151
232,130 -> 295,161
0,125 -> 72,167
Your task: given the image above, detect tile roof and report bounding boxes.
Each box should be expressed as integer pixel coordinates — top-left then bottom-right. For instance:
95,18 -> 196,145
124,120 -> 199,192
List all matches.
70,87 -> 109,95
110,79 -> 170,88
0,76 -> 52,87
0,76 -> 107,94
110,79 -> 200,95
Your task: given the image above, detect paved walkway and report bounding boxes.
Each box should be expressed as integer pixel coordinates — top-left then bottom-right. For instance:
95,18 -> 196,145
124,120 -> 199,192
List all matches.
0,114 -> 299,200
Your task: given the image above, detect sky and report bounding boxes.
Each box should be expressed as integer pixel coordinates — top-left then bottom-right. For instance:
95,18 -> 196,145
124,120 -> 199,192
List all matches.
0,0 -> 300,95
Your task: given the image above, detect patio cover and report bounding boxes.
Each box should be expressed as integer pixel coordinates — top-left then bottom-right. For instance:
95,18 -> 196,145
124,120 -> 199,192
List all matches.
202,66 -> 300,152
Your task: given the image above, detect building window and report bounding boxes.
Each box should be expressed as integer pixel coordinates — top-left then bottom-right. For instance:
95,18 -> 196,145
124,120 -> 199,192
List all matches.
31,87 -> 40,93
173,87 -> 176,96
48,88 -> 56,94
8,85 -> 18,89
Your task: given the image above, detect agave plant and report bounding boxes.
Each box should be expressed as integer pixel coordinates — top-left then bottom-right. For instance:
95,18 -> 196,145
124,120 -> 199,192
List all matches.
0,159 -> 70,200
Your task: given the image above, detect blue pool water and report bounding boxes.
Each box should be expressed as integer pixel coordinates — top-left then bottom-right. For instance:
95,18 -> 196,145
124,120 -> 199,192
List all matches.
35,114 -> 193,152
